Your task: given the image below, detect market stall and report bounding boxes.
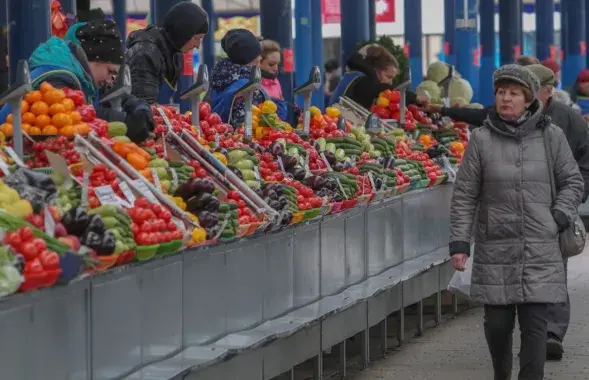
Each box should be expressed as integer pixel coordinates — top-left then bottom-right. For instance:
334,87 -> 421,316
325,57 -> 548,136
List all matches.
0,62 -> 467,379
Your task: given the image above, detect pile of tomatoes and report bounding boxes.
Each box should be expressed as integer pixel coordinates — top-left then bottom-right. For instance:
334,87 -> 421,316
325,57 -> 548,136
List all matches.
129,198 -> 183,246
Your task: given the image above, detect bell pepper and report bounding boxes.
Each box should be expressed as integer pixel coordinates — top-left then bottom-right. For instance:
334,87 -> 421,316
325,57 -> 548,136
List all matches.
325,107 -> 340,118
310,106 -> 321,117
261,101 -> 277,114
191,227 -> 207,243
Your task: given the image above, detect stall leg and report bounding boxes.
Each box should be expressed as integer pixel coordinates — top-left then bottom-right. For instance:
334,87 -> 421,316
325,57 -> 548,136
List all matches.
289,368 -> 295,380
380,316 -> 388,357
416,299 -> 424,336
452,293 -> 459,316
314,351 -> 323,380
339,340 -> 346,379
361,328 -> 369,368
434,289 -> 442,326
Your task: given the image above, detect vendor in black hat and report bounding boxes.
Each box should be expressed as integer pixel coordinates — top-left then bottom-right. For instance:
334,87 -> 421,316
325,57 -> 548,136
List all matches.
126,1 -> 209,105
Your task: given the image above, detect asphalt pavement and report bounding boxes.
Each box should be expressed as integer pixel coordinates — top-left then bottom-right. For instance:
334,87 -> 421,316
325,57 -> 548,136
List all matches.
350,247 -> 589,380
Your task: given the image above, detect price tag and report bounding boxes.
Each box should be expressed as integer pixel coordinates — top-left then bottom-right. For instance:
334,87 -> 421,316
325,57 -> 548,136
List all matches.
277,156 -> 286,173
156,107 -> 173,131
131,179 -> 160,204
150,168 -> 162,189
81,172 -> 90,208
244,110 -> 253,139
162,135 -> 168,157
253,166 -> 262,184
215,213 -> 231,239
381,176 -> 388,190
170,168 -> 179,187
44,207 -> 56,238
95,185 -> 121,206
119,181 -> 136,205
0,160 -> 10,175
320,152 -> 333,171
335,177 -> 348,199
367,172 -> 376,189
5,147 -> 25,167
214,133 -> 220,145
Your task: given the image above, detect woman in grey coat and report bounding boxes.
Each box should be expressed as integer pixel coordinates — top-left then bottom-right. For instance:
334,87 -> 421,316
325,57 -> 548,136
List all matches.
449,64 -> 584,380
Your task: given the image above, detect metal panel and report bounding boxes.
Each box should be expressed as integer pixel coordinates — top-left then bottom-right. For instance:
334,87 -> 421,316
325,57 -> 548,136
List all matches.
182,246 -> 227,346
345,209 -> 367,286
91,272 -> 142,380
226,241 -> 265,332
421,267 -> 440,298
403,192 -> 424,260
384,198 -> 404,268
366,204 -> 387,275
264,230 -> 295,320
293,223 -> 321,308
0,297 -> 32,379
321,216 -> 346,296
140,258 -> 183,364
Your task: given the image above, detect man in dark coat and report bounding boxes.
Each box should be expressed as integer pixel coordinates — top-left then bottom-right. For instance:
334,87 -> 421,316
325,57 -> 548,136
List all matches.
125,2 -> 209,105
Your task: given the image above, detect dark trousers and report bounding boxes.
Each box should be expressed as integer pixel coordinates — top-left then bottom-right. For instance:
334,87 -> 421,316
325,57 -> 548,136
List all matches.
546,259 -> 569,341
484,303 -> 548,380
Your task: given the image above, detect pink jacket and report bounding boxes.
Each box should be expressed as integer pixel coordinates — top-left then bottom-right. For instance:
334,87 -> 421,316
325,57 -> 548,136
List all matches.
261,77 -> 283,100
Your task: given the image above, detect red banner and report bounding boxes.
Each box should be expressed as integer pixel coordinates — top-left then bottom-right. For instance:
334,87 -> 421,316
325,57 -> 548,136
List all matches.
322,0 -> 395,24
183,52 -> 194,76
283,49 -> 294,73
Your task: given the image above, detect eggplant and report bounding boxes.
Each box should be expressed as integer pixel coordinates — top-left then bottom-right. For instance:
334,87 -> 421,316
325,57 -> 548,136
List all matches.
342,160 -> 354,170
274,184 -> 284,197
197,211 -> 219,228
81,230 -> 102,251
375,178 -> 384,191
268,199 -> 281,210
383,156 -> 396,169
277,196 -> 288,210
280,212 -> 292,225
254,188 -> 264,198
270,141 -> 284,157
333,162 -> 344,172
229,166 -> 244,180
96,231 -> 116,256
195,179 -> 215,194
291,167 -> 306,181
251,142 -> 266,154
174,181 -> 194,200
282,155 -> 298,170
61,207 -> 90,236
186,193 -> 220,213
205,226 -> 220,239
85,215 -> 105,235
266,189 -> 278,201
333,194 -> 343,202
324,151 -> 336,166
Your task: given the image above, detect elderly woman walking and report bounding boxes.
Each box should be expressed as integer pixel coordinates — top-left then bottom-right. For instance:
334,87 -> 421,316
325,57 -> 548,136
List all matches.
449,64 -> 584,380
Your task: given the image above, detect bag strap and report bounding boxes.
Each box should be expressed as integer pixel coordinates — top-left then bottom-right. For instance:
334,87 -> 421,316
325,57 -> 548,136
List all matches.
541,125 -> 557,205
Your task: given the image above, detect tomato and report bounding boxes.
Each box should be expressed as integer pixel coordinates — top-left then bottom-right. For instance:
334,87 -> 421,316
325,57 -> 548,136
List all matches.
140,222 -> 153,233
162,231 -> 173,242
195,168 -> 207,178
19,227 -> 34,242
151,204 -> 163,215
206,113 -> 222,126
78,105 -> 97,122
136,232 -> 151,245
31,238 -> 47,252
274,172 -> 284,181
39,250 -> 60,270
160,210 -> 172,221
199,102 -> 211,120
237,200 -> 246,209
297,194 -> 305,203
167,221 -> 178,231
135,198 -> 151,209
238,216 -> 251,224
240,207 -> 251,217
153,232 -> 164,244
24,258 -> 44,275
131,222 -> 139,236
5,231 -> 21,247
172,230 -> 183,240
20,241 -> 37,260
227,191 -> 241,201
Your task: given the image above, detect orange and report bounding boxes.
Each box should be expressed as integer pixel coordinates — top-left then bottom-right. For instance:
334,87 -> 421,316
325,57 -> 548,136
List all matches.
30,101 -> 49,116
43,89 -> 66,105
69,110 -> 82,124
59,125 -> 76,138
0,123 -> 13,137
61,98 -> 75,112
39,82 -> 54,93
6,114 -> 12,124
42,125 -> 58,135
48,103 -> 66,116
52,113 -> 72,128
29,126 -> 41,135
73,123 -> 90,135
35,114 -> 52,128
22,112 -> 36,125
25,90 -> 43,104
21,123 -> 31,133
21,100 -> 29,114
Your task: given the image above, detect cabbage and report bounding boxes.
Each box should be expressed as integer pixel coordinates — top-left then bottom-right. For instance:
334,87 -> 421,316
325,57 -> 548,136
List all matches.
416,80 -> 442,100
448,78 -> 474,104
426,62 -> 451,84
464,103 -> 484,109
451,97 -> 469,107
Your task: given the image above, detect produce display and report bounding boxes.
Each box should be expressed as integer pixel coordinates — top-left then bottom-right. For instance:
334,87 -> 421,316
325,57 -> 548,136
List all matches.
0,74 -> 467,300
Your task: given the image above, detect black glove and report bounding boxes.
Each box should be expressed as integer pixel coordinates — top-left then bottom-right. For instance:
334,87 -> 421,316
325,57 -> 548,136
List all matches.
122,94 -> 155,143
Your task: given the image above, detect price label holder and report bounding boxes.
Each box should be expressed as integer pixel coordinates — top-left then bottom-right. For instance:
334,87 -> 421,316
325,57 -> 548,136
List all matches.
335,177 -> 348,200
169,168 -> 179,187
277,156 -> 286,173
95,185 -> 121,206
119,181 -> 136,205
5,147 -> 25,167
215,213 -> 231,240
253,166 -> 262,185
131,179 -> 160,204
81,172 -> 90,208
150,168 -> 162,189
46,150 -> 74,189
320,152 -> 333,171
44,207 -> 56,238
367,172 -> 376,190
156,107 -> 174,132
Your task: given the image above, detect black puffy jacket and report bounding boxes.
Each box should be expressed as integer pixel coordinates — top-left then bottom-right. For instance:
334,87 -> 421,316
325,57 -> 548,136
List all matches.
125,26 -> 180,104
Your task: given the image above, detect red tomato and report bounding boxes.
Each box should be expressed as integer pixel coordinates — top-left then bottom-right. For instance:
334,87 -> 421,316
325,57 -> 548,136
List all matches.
135,198 -> 151,209
238,216 -> 251,224
153,232 -> 164,244
160,210 -> 172,221
39,250 -> 60,270
199,102 -> 212,120
237,200 -> 246,209
140,222 -> 153,233
227,191 -> 241,201
19,227 -> 34,242
206,113 -> 222,126
136,232 -> 151,245
151,204 -> 163,215
20,241 -> 37,260
25,258 -> 44,274
131,223 -> 139,236
297,195 -> 305,203
167,221 -> 178,231
195,168 -> 207,178
31,238 -> 47,252
274,172 -> 284,181
5,232 -> 21,247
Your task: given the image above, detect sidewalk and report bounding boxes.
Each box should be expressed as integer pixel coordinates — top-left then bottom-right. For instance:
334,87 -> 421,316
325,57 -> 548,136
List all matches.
351,250 -> 589,380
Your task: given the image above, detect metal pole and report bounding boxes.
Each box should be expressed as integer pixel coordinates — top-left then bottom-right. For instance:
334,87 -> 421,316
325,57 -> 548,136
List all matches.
479,0 -> 495,106
536,0 -> 555,61
444,0 -> 456,65
340,0 -> 370,66
310,0 -> 324,110
295,0 -> 312,109
112,0 -> 127,43
404,0 -> 423,87
498,0 -> 522,66
455,0 -> 478,99
201,0 -> 215,70
561,0 -> 586,88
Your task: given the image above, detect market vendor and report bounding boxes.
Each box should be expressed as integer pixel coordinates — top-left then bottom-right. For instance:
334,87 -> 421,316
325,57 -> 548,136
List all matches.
207,29 -> 266,127
327,44 -> 428,109
259,39 -> 288,120
125,1 -> 209,105
0,19 -> 154,143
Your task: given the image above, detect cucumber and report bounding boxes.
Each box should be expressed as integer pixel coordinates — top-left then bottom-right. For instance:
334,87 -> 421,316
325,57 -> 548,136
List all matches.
169,161 -> 185,168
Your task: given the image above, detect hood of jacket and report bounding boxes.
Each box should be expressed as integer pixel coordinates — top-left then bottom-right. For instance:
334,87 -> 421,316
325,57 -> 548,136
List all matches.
28,36 -> 96,99
210,58 -> 253,93
126,25 -> 179,84
484,100 -> 549,138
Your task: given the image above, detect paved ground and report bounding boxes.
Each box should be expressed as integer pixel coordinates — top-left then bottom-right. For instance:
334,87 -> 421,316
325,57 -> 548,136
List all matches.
351,248 -> 589,380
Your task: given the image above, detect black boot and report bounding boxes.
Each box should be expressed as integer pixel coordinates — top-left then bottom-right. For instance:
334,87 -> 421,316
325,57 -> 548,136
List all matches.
546,333 -> 563,361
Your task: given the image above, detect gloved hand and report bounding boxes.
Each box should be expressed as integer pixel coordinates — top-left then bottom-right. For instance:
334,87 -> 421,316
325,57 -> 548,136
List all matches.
122,94 -> 155,143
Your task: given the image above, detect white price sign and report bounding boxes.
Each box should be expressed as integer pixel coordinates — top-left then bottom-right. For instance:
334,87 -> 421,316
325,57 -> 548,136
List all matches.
119,181 -> 136,205
131,180 -> 160,204
5,147 -> 25,167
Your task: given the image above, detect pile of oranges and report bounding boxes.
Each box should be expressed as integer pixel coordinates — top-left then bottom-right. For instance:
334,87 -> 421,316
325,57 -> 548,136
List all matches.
0,82 -> 90,138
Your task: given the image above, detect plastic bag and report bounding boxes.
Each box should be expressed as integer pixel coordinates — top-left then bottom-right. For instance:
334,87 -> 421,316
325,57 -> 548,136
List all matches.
3,168 -> 57,213
447,254 -> 473,299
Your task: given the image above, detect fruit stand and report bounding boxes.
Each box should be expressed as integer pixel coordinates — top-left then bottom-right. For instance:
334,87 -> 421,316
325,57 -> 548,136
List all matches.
0,63 -> 468,380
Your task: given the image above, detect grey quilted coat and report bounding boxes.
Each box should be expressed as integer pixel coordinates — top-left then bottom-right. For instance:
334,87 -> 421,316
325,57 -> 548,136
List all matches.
449,105 -> 584,305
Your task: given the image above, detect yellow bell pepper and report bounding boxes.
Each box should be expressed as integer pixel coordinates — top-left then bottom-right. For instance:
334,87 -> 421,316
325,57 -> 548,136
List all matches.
376,96 -> 390,107
261,100 -> 277,114
191,227 -> 207,243
325,106 -> 340,118
213,151 -> 228,165
252,105 -> 261,116
310,106 -> 321,117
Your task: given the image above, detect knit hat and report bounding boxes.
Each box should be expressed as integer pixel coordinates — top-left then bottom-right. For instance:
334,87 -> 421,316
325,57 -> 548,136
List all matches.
494,64 -> 540,98
163,2 -> 209,51
577,69 -> 589,83
221,29 -> 262,65
525,64 -> 556,86
76,19 -> 124,64
541,58 -> 561,74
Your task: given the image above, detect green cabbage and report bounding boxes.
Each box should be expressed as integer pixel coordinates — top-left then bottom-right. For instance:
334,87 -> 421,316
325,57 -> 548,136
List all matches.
416,80 -> 442,100
448,78 -> 474,104
426,62 -> 451,84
